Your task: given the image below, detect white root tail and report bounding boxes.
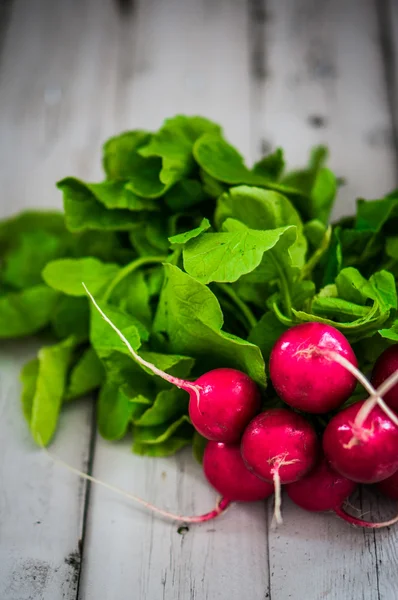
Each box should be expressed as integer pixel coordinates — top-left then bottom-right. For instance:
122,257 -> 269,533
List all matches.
320,350 -> 398,429
41,443 -> 230,524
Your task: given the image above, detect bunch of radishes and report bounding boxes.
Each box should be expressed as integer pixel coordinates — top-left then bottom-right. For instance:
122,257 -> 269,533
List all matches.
85,288 -> 398,528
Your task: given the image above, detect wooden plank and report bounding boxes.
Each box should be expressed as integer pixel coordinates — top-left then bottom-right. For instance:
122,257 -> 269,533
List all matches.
259,0 -> 396,219
77,1 -> 270,598
0,0 -> 120,597
258,1 -> 398,598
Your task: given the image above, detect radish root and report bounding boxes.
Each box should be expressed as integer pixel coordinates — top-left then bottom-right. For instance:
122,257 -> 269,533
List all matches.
41,443 -> 230,524
335,505 -> 398,529
319,349 -> 398,429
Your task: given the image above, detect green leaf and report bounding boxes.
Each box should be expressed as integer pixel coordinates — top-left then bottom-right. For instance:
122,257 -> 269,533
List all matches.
282,146 -> 337,223
111,270 -> 152,327
248,311 -> 288,362
65,347 -> 104,400
164,179 -> 208,211
79,180 -> 159,211
335,267 -> 375,305
0,210 -> 65,253
20,358 -> 40,423
304,219 -> 328,249
26,337 -> 76,446
132,414 -> 192,444
2,230 -> 67,290
252,148 -> 285,180
89,300 -> 145,359
183,221 -> 296,284
58,177 -> 140,231
153,265 -> 266,387
355,196 -> 398,232
139,115 -> 221,186
386,237 -> 398,260
133,388 -> 188,426
168,218 -> 211,245
192,431 -> 208,465
42,258 -> 120,297
200,169 -> 227,198
102,130 -> 151,180
194,133 -> 300,195
0,286 -> 59,338
132,435 -> 192,457
215,186 -> 307,267
379,321 -> 398,341
311,297 -> 370,320
51,296 -> 90,341
98,379 -> 144,440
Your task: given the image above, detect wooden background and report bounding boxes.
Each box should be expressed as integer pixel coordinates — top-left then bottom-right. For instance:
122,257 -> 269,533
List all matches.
1,1 -> 398,599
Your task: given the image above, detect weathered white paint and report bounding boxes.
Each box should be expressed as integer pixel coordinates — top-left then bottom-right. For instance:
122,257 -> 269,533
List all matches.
1,0 -> 398,599
260,0 -> 396,219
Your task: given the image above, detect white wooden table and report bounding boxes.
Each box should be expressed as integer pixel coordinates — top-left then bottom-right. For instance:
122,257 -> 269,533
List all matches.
1,1 -> 398,598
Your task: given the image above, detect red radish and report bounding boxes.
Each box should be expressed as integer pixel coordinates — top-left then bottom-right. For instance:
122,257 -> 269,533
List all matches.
286,456 -> 357,512
189,369 -> 261,443
269,322 -> 357,413
323,401 -> 398,483
377,470 -> 398,500
83,284 -> 261,443
241,408 -> 319,523
371,345 -> 398,410
203,441 -> 274,502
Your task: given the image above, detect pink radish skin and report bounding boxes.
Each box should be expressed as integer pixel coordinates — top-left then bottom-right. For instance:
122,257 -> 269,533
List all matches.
241,408 -> 319,484
377,471 -> 398,500
189,369 -> 261,443
371,345 -> 398,411
286,456 -> 357,512
84,284 -> 261,443
269,322 -> 357,413
203,441 -> 274,502
323,401 -> 398,483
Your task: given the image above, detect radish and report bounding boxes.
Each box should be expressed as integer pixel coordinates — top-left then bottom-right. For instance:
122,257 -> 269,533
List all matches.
241,408 -> 319,523
83,284 -> 261,443
377,470 -> 398,500
371,345 -> 398,411
203,441 -> 274,502
286,456 -> 357,512
269,322 -> 358,413
323,401 -> 398,484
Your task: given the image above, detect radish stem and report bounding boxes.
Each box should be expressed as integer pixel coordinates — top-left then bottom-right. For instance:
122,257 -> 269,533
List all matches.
83,283 -> 200,405
103,255 -> 166,302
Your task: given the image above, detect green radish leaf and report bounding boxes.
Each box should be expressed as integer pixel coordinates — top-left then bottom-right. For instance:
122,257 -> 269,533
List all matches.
164,179 -> 208,211
58,177 -> 141,231
24,337 -> 76,446
355,196 -> 398,232
132,435 -> 192,457
2,230 -> 67,290
133,388 -> 188,426
335,267 -> 376,305
65,347 -> 104,400
153,265 -> 266,387
51,296 -> 90,341
311,297 -> 370,320
215,186 -> 307,268
20,358 -> 40,424
252,148 -> 285,180
102,130 -> 151,180
282,146 -> 337,224
70,179 -> 159,212
0,286 -> 59,338
386,237 -> 398,260
0,210 -> 65,253
169,218 -> 211,245
132,414 -> 192,445
200,169 -> 227,198
379,321 -> 398,341
42,257 -> 120,297
182,221 -> 296,284
248,311 -> 288,362
192,431 -> 208,465
111,270 -> 152,327
138,115 -> 221,187
98,379 -> 147,441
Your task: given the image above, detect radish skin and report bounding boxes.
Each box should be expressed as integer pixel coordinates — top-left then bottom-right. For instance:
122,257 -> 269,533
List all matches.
323,401 -> 398,483
269,322 -> 357,413
372,345 -> 398,411
83,283 -> 261,443
377,471 -> 398,500
203,442 -> 274,502
241,408 -> 319,524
